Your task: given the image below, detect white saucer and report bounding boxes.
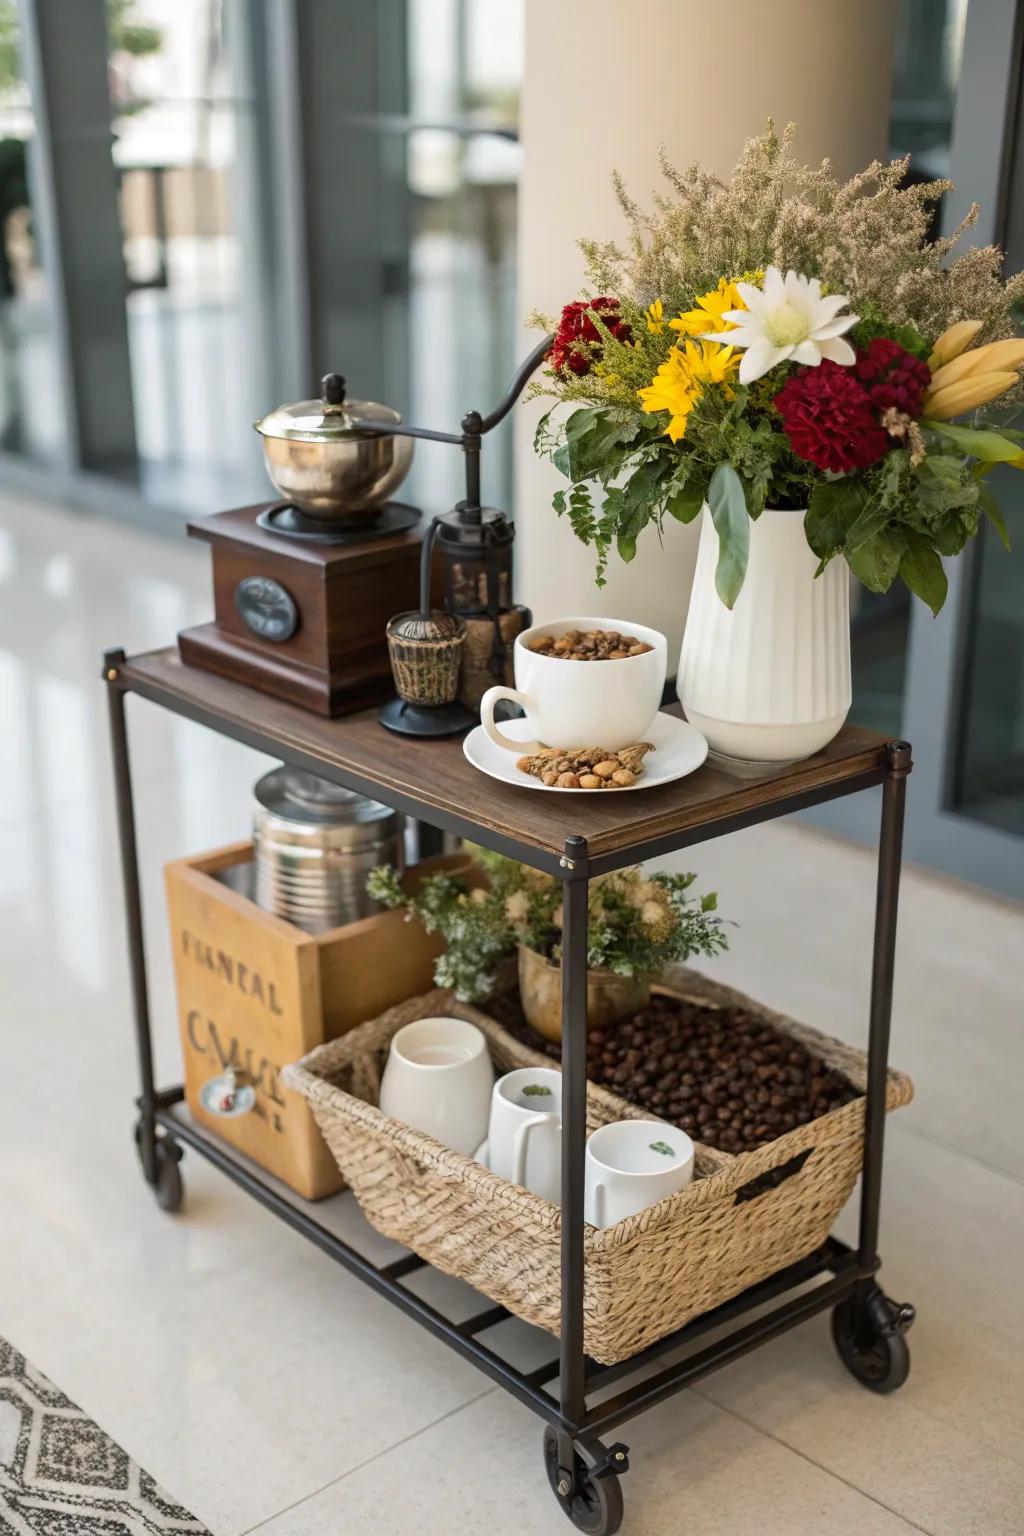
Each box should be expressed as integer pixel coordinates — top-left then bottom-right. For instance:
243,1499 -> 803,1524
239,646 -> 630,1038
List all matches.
462,712 -> 709,793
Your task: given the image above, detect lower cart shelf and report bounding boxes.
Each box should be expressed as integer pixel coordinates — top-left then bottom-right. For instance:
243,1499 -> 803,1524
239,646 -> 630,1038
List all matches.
145,1098 -> 884,1433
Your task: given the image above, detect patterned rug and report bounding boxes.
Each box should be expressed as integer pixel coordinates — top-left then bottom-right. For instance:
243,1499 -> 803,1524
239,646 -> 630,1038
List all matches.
0,1336 -> 210,1534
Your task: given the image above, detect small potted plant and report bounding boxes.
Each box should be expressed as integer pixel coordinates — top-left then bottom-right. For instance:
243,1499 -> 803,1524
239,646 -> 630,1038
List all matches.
367,848 -> 727,1041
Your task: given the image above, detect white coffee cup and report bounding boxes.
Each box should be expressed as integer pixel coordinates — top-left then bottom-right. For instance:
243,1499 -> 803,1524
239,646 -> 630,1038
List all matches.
584,1120 -> 694,1229
378,1017 -> 493,1156
484,1066 -> 562,1204
479,616 -> 667,754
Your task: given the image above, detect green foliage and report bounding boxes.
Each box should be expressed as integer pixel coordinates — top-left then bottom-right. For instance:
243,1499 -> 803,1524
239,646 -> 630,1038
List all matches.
851,304 -> 930,361
107,0 -> 162,58
368,850 -> 728,1003
922,421 -> 1024,463
707,463 -> 749,607
0,2 -> 17,101
804,446 -> 985,608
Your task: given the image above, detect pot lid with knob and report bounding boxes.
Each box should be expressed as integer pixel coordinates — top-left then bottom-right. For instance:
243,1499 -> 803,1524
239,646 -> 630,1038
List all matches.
254,373 -> 405,444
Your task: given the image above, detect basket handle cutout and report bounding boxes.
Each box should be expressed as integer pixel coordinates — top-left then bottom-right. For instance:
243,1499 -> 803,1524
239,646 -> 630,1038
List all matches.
733,1147 -> 813,1204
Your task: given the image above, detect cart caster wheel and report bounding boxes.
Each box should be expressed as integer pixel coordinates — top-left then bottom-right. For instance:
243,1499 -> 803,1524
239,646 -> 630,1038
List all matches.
152,1140 -> 184,1213
832,1287 -> 912,1394
134,1123 -> 185,1214
543,1428 -> 625,1535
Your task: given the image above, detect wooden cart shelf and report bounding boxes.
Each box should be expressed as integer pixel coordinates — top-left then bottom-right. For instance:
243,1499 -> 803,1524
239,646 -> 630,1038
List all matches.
104,642 -> 914,1536
114,646 -> 892,872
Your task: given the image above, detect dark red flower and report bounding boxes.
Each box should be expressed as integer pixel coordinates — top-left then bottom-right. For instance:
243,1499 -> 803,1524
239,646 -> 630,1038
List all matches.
549,296 -> 633,377
774,362 -> 889,473
853,338 -> 931,418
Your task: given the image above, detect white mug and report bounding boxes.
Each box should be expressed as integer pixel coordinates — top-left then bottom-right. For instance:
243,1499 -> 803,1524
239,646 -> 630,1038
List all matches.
378,1017 -> 493,1156
584,1120 -> 694,1230
484,1066 -> 562,1204
479,616 -> 667,754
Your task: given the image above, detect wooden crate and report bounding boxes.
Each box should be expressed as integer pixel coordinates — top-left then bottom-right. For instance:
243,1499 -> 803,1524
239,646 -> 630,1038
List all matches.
164,845 -> 476,1199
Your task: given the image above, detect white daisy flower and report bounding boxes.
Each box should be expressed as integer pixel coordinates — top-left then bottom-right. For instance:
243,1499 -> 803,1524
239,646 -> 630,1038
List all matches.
703,266 -> 858,385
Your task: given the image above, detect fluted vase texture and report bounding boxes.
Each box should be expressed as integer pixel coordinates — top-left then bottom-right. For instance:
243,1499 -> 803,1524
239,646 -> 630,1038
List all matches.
678,506 -> 851,763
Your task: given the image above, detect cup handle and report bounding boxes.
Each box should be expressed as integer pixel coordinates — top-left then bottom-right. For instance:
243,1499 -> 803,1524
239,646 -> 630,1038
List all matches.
510,1113 -> 550,1187
480,685 -> 541,754
591,1179 -> 607,1229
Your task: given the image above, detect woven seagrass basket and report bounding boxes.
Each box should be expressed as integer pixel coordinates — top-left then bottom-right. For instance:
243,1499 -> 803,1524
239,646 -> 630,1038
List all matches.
283,968 -> 912,1365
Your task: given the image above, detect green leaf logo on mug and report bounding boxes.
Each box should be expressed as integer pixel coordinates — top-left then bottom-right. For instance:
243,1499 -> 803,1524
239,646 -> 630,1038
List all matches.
649,1140 -> 676,1157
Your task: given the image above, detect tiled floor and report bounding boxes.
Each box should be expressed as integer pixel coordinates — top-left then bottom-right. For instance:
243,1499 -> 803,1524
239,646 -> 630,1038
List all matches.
0,490 -> 1021,1536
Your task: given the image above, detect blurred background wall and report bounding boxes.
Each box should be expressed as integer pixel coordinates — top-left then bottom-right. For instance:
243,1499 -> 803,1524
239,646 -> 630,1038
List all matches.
0,0 -> 1020,898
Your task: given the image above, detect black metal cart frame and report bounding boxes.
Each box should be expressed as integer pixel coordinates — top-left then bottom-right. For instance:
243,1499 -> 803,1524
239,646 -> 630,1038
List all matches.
103,648 -> 915,1535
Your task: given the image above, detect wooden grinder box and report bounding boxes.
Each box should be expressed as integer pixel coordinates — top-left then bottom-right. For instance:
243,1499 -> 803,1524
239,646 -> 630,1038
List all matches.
165,845 -> 476,1199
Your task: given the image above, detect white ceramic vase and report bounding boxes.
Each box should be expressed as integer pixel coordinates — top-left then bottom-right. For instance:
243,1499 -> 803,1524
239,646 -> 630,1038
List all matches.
678,505 -> 851,764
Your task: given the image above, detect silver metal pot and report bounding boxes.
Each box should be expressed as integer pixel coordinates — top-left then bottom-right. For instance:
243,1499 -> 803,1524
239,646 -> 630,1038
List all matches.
254,372 -> 414,524
253,767 -> 402,933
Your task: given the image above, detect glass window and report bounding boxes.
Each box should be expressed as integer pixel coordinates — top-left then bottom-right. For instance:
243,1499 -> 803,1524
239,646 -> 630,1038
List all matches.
951,474 -> 1024,834
850,0 -> 969,735
0,0 -> 65,463
106,0 -> 276,512
374,0 -> 523,516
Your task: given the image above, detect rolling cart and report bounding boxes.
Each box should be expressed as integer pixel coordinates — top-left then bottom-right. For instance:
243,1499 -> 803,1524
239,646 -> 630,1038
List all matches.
104,646 -> 915,1535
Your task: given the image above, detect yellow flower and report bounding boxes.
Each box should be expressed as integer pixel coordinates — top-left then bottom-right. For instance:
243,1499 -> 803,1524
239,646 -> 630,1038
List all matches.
637,348 -> 699,441
669,275 -> 752,338
504,890 -> 529,924
685,338 -> 740,393
646,298 -> 665,334
637,338 -> 739,441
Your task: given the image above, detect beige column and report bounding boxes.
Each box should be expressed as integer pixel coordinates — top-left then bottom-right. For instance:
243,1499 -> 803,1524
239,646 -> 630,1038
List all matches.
514,0 -> 896,653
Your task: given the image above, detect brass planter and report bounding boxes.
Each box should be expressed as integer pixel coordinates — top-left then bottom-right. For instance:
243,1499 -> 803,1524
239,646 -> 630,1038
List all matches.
517,945 -> 650,1044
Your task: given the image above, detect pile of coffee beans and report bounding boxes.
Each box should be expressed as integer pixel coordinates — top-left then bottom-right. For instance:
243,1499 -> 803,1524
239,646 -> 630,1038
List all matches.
490,992 -> 856,1155
528,628 -> 652,661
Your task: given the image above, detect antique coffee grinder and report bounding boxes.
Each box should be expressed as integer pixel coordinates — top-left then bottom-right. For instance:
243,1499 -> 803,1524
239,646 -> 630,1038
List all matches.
178,336 -> 551,723
177,372 -> 434,716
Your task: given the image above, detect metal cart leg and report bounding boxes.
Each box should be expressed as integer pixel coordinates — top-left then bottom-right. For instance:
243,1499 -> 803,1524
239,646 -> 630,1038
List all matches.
544,835 -> 626,1535
103,648 -> 184,1213
833,739 -> 915,1393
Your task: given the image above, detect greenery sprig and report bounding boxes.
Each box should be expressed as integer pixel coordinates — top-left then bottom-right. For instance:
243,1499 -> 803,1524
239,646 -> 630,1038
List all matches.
367,848 -> 728,1003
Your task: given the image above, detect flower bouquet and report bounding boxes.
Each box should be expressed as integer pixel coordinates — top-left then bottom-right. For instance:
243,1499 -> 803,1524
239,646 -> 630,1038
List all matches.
531,124 -> 1022,759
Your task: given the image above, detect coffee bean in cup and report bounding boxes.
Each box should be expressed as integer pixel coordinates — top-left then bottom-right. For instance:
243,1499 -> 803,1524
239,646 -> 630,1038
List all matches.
528,628 -> 652,661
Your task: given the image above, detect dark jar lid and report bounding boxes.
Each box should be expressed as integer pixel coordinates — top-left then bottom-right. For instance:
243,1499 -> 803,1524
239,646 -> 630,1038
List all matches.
436,503 -> 515,548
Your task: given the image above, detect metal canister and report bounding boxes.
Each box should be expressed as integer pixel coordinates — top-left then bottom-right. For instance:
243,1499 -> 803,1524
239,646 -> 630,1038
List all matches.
253,768 -> 401,934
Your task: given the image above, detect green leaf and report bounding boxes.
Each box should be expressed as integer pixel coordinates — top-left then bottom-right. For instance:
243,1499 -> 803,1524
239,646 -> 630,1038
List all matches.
665,482 -> 705,523
707,463 -> 749,608
804,478 -> 868,559
552,489 -> 566,515
979,485 -> 1013,551
552,444 -> 570,478
563,407 -> 632,482
920,454 -> 968,483
844,500 -> 890,555
923,421 -> 1024,463
899,530 -> 948,614
845,528 -> 904,594
930,513 -> 971,557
